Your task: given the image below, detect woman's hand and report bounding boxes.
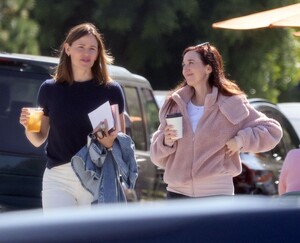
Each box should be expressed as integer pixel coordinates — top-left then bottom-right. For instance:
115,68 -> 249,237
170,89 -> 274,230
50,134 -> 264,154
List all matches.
19,107 -> 49,147
19,108 -> 30,129
225,138 -> 240,156
163,125 -> 177,147
94,119 -> 117,149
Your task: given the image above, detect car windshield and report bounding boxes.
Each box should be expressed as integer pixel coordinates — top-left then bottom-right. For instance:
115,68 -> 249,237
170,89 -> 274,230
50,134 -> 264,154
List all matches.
278,103 -> 300,139
0,70 -> 49,156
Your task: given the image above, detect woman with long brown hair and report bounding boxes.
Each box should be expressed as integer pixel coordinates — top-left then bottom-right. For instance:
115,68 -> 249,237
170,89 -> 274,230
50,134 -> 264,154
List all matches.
150,42 -> 283,199
20,23 -> 126,210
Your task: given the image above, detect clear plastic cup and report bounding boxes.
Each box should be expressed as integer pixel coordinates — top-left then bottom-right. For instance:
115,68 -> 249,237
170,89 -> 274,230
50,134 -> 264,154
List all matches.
26,108 -> 43,132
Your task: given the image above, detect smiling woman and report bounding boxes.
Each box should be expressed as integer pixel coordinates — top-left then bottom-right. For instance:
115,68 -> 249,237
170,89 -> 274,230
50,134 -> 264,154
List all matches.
150,42 -> 283,199
65,34 -> 99,73
54,22 -> 114,84
19,22 -> 127,211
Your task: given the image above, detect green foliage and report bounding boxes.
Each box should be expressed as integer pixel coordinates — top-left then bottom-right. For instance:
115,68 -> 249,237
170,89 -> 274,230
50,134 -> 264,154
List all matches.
211,27 -> 300,102
3,0 -> 299,102
90,0 -> 200,87
208,0 -> 300,102
0,0 -> 39,54
31,0 -> 99,55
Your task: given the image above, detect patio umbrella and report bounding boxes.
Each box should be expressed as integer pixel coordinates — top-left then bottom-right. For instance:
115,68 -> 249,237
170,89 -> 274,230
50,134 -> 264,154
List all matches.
293,31 -> 300,36
212,3 -> 300,30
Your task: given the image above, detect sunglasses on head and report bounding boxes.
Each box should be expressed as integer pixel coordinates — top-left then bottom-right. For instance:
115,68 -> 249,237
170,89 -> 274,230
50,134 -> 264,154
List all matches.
194,42 -> 214,60
195,42 -> 211,52
195,42 -> 209,48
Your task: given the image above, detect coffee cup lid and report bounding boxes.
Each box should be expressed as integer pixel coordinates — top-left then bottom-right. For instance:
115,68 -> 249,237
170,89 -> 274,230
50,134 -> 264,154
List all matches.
166,112 -> 182,118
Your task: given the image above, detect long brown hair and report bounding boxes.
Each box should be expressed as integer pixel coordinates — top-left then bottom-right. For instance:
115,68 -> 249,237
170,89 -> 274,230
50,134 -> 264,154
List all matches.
174,43 -> 244,96
53,22 -> 114,84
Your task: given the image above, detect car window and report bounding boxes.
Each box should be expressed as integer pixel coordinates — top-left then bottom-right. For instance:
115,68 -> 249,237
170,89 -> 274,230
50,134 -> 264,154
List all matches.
0,70 -> 48,155
140,88 -> 160,147
122,86 -> 147,151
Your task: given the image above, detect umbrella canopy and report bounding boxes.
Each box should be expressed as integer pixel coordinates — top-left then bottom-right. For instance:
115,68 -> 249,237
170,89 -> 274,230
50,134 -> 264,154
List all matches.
212,3 -> 300,30
294,31 -> 300,36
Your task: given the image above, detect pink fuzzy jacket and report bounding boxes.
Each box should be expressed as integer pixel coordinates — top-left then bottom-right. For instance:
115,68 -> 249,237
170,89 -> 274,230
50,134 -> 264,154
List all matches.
150,86 -> 283,197
278,149 -> 300,195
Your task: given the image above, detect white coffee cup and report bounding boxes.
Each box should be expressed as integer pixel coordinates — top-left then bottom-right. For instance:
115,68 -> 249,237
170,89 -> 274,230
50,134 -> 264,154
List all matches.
166,113 -> 183,140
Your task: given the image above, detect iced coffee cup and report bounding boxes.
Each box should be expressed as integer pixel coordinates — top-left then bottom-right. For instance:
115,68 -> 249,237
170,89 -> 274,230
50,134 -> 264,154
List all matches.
26,107 -> 43,132
166,112 -> 183,140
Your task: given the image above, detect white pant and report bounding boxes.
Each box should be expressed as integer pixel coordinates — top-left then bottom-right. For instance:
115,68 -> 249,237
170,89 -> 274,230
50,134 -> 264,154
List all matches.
42,162 -> 93,211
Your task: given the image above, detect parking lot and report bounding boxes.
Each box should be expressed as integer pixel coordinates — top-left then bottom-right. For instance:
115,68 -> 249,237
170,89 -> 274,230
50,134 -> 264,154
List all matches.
0,53 -> 300,212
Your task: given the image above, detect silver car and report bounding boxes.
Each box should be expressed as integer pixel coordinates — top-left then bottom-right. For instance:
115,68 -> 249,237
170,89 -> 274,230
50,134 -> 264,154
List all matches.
278,102 -> 300,139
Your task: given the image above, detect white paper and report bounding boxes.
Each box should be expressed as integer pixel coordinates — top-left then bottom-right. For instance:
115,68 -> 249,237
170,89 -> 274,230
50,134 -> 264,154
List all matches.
88,101 -> 114,131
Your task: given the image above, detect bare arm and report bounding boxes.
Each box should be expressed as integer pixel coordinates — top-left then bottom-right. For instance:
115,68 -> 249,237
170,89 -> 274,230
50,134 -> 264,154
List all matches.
119,112 -> 126,133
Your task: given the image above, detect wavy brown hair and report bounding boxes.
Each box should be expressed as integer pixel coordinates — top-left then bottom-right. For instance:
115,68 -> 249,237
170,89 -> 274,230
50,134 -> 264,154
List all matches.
174,43 -> 244,96
53,22 -> 114,85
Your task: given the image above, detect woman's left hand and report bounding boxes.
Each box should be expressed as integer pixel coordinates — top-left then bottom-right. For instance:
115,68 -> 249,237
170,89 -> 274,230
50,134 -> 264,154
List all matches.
94,119 -> 117,149
225,138 -> 240,156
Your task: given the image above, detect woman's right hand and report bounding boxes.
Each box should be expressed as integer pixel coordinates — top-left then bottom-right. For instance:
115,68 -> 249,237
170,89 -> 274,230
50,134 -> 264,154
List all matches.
19,108 -> 30,129
163,125 -> 177,147
19,107 -> 49,147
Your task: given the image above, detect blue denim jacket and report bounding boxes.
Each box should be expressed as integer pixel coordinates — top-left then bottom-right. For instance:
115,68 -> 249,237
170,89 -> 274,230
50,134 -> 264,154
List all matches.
71,133 -> 138,204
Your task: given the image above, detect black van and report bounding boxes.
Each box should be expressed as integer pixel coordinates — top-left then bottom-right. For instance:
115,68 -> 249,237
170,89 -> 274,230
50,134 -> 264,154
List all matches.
0,53 -> 165,211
